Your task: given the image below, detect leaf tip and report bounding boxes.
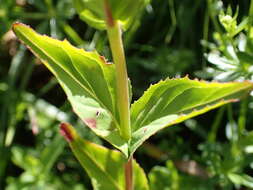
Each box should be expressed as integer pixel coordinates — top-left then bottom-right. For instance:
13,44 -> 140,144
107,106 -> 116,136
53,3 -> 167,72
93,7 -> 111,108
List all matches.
59,123 -> 76,142
12,22 -> 23,29
99,55 -> 111,65
184,74 -> 190,79
12,22 -> 29,33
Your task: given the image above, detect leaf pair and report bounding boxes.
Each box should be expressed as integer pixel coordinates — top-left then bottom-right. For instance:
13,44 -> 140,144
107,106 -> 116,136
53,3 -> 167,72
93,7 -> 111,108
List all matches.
13,23 -> 253,158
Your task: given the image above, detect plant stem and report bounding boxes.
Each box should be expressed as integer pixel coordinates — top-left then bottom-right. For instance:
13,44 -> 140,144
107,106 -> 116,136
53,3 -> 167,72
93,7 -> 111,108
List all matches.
248,0 -> 253,37
125,157 -> 133,190
207,107 -> 225,143
238,98 -> 248,137
103,2 -> 132,189
104,1 -> 131,140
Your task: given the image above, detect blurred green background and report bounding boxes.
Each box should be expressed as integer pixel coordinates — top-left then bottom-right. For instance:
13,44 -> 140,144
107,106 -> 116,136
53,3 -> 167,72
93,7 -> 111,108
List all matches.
1,0 -> 253,189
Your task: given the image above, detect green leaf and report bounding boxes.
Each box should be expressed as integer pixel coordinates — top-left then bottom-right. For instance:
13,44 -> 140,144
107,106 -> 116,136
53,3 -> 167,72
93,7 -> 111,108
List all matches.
233,17 -> 249,36
11,146 -> 41,172
148,160 -> 214,190
40,134 -> 65,174
149,161 -> 179,190
237,51 -> 253,65
219,12 -> 237,35
228,173 -> 253,188
12,23 -> 128,156
240,131 -> 253,153
130,77 -> 253,156
61,123 -> 149,190
73,0 -> 150,30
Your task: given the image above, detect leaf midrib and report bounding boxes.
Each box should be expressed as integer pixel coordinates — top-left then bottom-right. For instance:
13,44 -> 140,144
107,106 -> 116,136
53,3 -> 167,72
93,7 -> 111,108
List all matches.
134,82 -> 250,130
72,139 -> 123,190
62,45 -> 115,115
16,29 -> 120,127
161,85 -> 245,116
136,83 -> 194,128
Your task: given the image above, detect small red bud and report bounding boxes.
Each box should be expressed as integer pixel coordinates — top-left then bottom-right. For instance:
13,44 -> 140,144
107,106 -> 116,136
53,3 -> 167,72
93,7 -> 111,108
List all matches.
60,123 -> 74,142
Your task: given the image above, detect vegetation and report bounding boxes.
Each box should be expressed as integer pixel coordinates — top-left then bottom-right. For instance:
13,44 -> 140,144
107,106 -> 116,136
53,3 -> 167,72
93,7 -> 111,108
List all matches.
1,0 -> 253,189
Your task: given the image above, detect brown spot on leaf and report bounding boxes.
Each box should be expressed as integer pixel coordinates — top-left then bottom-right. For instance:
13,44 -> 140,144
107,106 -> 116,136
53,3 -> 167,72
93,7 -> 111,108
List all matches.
96,110 -> 101,117
84,118 -> 97,129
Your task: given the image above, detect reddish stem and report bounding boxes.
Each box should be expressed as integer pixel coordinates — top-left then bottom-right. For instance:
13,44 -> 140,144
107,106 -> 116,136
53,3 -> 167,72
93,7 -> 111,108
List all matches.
125,157 -> 133,190
104,0 -> 114,27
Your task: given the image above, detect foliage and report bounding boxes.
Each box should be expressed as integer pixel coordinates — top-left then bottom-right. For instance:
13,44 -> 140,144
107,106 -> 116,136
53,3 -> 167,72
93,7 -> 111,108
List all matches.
200,1 -> 253,82
60,123 -> 148,190
73,0 -> 150,30
1,0 -> 253,190
149,160 -> 214,190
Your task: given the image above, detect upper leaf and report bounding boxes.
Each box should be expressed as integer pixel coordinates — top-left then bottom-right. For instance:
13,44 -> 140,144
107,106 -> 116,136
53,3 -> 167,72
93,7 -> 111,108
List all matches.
73,0 -> 150,30
228,173 -> 253,188
60,123 -> 149,190
130,77 -> 253,156
12,23 -> 128,156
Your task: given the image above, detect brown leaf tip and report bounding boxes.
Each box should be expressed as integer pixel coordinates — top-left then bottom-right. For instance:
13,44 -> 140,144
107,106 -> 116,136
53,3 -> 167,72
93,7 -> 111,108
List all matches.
12,22 -> 23,29
99,55 -> 111,65
12,22 -> 29,32
60,123 -> 74,142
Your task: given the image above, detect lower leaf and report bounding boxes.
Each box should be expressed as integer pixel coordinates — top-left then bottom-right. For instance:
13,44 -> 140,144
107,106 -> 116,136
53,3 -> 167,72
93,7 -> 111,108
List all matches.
60,123 -> 149,190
